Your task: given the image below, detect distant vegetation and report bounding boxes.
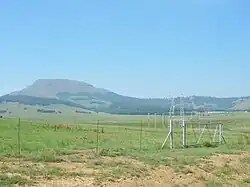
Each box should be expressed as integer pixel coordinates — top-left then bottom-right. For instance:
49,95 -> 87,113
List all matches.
0,95 -> 87,110
75,110 -> 91,114
0,109 -> 7,114
89,101 -> 106,105
37,109 -> 57,114
1,94 -> 247,115
1,79 -> 250,114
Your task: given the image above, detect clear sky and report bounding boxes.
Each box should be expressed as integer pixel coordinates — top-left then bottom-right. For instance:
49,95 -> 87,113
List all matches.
0,0 -> 249,98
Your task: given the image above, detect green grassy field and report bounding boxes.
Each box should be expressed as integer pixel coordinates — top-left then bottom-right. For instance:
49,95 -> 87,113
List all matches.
0,113 -> 250,187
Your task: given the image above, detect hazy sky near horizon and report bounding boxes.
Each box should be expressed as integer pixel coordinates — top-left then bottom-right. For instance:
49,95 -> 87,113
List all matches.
0,0 -> 249,98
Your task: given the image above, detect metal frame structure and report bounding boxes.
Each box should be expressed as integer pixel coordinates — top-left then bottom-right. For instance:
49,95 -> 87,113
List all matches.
161,94 -> 226,149
161,95 -> 175,149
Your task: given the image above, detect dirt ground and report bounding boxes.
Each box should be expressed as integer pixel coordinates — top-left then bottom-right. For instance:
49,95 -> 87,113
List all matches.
1,151 -> 250,187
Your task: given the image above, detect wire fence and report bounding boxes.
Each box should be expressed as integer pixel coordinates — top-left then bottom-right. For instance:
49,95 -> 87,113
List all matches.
1,116 -> 250,160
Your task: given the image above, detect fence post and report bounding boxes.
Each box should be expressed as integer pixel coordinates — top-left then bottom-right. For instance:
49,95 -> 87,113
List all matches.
219,123 -> 223,145
17,117 -> 21,165
170,119 -> 173,149
147,113 -> 150,128
140,120 -> 143,151
96,120 -> 99,154
182,120 -> 187,148
161,113 -> 163,128
154,113 -> 157,128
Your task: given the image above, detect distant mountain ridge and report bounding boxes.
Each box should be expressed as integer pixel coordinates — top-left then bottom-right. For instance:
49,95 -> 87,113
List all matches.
1,79 -> 250,114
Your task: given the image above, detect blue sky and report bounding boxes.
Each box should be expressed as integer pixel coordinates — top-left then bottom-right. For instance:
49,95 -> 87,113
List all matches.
0,0 -> 249,98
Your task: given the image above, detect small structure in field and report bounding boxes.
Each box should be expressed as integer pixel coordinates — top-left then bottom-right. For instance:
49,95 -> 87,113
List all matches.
161,94 -> 226,149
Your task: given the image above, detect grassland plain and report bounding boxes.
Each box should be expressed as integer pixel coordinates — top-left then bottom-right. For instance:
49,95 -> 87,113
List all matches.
0,113 -> 250,187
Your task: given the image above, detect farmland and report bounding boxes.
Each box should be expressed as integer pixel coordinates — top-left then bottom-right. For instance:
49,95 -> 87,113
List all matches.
0,113 -> 250,187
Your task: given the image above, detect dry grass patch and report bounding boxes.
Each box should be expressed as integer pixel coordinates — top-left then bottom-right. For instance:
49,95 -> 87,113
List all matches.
1,152 -> 250,187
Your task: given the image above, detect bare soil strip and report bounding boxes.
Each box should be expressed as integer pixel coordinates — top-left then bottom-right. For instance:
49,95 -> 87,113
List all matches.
1,151 -> 250,187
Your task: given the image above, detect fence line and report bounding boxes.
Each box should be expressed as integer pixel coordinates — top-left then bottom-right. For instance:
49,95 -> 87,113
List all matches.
2,116 -> 248,166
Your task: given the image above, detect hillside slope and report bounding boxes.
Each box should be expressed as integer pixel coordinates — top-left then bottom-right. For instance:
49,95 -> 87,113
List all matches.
1,79 -> 250,114
233,99 -> 250,110
10,79 -> 108,98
